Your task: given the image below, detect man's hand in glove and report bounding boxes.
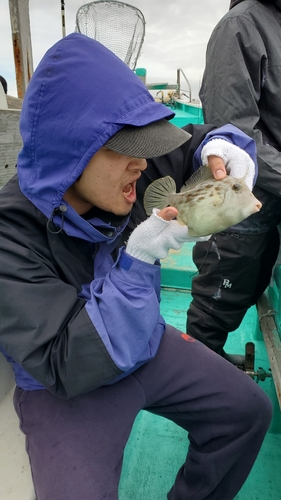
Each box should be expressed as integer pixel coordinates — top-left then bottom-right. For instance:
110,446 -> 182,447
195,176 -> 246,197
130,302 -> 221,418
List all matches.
126,207 -> 198,264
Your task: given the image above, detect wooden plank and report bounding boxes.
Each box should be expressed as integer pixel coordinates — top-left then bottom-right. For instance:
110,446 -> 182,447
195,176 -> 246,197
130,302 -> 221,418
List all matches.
257,293 -> 281,410
9,0 -> 33,98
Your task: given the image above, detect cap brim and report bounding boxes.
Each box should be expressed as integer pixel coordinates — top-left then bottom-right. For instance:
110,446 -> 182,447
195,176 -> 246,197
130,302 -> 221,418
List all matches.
105,119 -> 191,159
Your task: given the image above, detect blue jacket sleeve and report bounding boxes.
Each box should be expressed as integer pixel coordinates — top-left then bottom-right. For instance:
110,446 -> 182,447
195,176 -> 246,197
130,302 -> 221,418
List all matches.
192,124 -> 258,182
84,248 -> 165,374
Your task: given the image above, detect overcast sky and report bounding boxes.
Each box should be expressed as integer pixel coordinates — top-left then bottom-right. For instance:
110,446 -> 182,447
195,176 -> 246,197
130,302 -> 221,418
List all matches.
1,0 -> 229,98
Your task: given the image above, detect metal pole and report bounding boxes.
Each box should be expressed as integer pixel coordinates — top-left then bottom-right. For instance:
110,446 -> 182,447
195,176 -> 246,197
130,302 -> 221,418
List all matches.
176,68 -> 192,102
61,0 -> 66,37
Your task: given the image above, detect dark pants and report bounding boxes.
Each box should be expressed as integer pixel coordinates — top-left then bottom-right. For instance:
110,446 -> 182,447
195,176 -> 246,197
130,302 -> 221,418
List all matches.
187,229 -> 280,352
14,325 -> 272,500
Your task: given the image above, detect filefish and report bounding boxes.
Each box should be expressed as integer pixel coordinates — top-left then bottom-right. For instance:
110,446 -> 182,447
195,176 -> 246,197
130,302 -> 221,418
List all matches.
143,165 -> 262,237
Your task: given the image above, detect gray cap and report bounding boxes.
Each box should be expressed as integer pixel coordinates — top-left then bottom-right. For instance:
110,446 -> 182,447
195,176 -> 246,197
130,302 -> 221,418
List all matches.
105,119 -> 191,159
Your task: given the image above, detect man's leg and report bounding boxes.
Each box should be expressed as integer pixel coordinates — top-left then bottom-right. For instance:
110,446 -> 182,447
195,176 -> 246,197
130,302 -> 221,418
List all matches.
187,229 -> 279,354
136,326 -> 272,500
13,325 -> 272,500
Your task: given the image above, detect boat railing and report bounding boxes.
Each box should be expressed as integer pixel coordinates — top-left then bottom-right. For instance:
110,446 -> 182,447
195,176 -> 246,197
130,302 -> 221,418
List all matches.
135,67 -> 192,102
175,68 -> 192,102
258,276 -> 281,411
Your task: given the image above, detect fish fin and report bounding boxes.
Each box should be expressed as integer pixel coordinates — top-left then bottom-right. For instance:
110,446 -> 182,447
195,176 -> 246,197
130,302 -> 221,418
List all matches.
240,167 -> 249,183
180,165 -> 213,193
143,176 -> 176,215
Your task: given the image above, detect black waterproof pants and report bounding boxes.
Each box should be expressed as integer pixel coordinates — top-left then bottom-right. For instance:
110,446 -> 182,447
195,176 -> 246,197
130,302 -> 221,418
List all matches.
187,228 -> 280,352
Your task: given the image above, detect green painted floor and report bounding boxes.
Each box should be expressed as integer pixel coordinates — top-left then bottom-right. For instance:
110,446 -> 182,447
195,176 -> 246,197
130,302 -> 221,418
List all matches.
119,243 -> 281,500
119,410 -> 281,500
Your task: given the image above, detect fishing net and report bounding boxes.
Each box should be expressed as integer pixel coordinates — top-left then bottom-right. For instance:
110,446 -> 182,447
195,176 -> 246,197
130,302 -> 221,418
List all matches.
75,1 -> 146,70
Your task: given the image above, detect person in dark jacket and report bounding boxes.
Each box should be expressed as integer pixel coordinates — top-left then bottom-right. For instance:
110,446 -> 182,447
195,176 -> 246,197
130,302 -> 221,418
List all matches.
0,33 -> 272,500
187,0 -> 281,365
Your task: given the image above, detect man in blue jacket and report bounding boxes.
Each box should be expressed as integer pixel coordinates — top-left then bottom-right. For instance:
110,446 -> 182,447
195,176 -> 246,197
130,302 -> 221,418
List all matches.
0,33 -> 272,500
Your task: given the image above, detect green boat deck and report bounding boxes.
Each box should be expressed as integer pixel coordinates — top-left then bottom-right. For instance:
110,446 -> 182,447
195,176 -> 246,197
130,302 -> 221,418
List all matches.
170,101 -> 204,127
119,242 -> 281,500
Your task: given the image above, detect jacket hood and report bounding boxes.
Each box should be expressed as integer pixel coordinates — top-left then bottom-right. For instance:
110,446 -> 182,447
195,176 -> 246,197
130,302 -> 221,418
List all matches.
230,0 -> 244,7
17,33 -> 174,228
230,0 -> 281,8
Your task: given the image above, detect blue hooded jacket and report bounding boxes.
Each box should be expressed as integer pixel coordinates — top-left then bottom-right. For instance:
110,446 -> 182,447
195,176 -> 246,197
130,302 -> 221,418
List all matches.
18,32 -> 177,230
0,33 -> 180,396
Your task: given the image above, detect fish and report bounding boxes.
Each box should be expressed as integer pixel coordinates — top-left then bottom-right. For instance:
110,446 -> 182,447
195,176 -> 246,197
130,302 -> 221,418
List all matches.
143,165 -> 262,237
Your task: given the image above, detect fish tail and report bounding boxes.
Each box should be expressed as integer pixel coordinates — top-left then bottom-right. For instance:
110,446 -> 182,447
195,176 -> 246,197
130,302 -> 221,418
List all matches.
143,176 -> 176,215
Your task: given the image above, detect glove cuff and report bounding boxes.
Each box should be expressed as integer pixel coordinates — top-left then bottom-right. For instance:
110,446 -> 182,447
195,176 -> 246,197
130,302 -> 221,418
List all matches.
201,138 -> 229,166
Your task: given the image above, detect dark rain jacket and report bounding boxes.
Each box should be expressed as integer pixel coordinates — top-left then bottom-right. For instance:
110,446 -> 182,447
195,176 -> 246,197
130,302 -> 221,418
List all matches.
0,33 -> 257,399
200,0 -> 281,233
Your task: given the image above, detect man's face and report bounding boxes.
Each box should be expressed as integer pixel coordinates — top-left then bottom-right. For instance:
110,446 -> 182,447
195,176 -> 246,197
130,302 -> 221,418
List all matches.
64,147 -> 147,215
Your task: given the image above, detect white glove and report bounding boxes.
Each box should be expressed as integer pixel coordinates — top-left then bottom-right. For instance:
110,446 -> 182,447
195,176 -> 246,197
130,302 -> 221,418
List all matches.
126,209 -> 192,264
201,138 -> 256,190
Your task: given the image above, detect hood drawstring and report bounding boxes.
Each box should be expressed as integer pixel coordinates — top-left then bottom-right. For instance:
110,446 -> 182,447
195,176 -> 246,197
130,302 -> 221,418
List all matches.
47,205 -> 67,234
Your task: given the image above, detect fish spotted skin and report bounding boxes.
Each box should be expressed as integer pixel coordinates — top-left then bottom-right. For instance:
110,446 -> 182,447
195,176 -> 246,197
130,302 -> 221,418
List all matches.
143,166 -> 262,237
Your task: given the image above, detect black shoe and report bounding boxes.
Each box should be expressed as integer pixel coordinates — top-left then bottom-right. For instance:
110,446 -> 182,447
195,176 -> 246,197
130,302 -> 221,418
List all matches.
221,349 -> 245,370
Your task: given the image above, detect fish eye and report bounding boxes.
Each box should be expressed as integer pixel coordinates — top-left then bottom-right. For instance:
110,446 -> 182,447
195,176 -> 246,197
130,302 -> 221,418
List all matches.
232,183 -> 242,191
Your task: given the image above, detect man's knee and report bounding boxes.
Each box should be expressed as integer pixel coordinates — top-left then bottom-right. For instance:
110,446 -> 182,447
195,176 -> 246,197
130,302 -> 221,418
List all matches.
227,375 -> 272,435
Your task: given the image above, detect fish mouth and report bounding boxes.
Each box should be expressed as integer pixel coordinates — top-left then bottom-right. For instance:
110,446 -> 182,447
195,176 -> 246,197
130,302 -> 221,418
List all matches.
255,200 -> 262,212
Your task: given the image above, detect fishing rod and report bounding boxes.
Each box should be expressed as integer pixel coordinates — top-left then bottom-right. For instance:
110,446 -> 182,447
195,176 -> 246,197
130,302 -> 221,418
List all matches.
61,0 -> 66,37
